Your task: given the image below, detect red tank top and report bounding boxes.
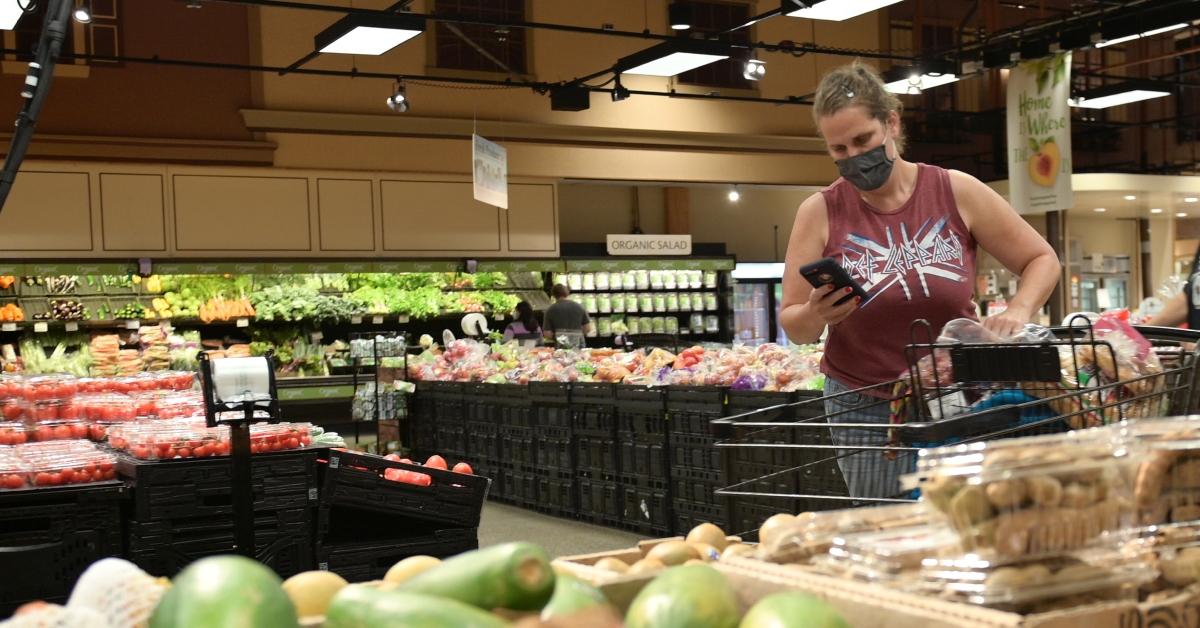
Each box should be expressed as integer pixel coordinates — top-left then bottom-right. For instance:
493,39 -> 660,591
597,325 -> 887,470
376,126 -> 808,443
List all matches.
820,163 -> 978,389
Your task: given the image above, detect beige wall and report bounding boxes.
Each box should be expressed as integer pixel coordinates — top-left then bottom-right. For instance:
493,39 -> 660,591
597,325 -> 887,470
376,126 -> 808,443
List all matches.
558,183 -> 814,261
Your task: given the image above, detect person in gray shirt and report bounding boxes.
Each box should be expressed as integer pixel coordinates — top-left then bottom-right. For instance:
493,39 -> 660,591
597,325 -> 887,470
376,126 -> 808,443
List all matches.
543,284 -> 592,348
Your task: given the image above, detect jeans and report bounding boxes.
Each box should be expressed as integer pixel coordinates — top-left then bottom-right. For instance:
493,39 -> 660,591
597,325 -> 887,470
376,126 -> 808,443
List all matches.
823,377 -> 916,501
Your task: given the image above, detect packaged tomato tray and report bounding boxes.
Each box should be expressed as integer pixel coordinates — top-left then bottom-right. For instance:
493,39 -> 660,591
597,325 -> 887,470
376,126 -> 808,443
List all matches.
107,422 -> 226,461
0,441 -> 117,490
10,375 -> 79,403
129,390 -> 205,420
72,393 -> 138,422
29,420 -> 91,442
0,421 -> 27,445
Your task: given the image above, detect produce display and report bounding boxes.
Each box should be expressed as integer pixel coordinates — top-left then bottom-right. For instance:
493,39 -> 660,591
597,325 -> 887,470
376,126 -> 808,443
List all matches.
107,420 -> 312,460
0,440 -> 117,489
408,338 -> 824,390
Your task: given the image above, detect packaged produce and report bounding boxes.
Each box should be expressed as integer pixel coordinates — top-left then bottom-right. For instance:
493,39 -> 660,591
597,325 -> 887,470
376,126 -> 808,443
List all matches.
704,293 -> 719,311
653,294 -> 666,313
817,524 -> 960,586
626,318 -> 640,335
583,295 -> 598,314
598,318 -> 612,337
16,375 -> 79,402
635,270 -> 650,290
679,292 -> 692,311
651,317 -> 666,334
107,422 -> 224,460
757,502 -> 931,565
567,273 -> 582,291
649,270 -> 664,290
664,317 -> 679,334
625,294 -> 638,313
635,293 -> 651,313
23,399 -> 83,423
676,271 -> 689,289
690,314 -> 704,333
704,271 -> 718,288
663,271 -> 676,290
0,397 -> 22,421
911,430 -> 1141,561
0,440 -> 118,489
0,449 -> 30,489
30,419 -> 92,441
552,273 -> 566,287
608,272 -> 623,291
595,272 -> 609,290
73,393 -> 138,422
611,294 -> 625,313
705,315 -> 720,333
920,552 -> 1154,611
0,421 -> 27,445
598,294 -> 612,313
582,273 -> 595,291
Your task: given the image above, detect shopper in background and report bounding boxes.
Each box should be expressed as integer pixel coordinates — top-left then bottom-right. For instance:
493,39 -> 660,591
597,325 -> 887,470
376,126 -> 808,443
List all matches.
1147,245 -> 1199,328
503,301 -> 544,346
544,284 -> 592,349
779,61 -> 1060,499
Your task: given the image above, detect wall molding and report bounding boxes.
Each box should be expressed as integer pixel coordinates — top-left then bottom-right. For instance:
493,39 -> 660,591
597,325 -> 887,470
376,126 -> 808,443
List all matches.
0,134 -> 277,165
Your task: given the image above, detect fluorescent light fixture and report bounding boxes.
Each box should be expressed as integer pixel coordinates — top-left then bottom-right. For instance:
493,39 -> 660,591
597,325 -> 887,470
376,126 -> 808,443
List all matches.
1186,197 -> 1199,203
1123,195 -> 1137,200
782,0 -> 904,21
1151,208 -> 1164,214
315,12 -> 426,56
616,39 -> 730,77
0,1 -> 24,30
1096,23 -> 1188,48
1094,207 -> 1106,213
1070,81 -> 1171,109
1178,212 -> 1189,218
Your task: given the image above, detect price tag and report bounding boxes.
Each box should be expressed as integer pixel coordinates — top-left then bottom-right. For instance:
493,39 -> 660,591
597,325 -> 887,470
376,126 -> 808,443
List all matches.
372,316 -> 384,325
397,316 -> 409,324
1,323 -> 16,332
124,320 -> 141,330
64,322 -> 79,332
236,318 -> 250,328
33,322 -> 48,333
310,331 -> 324,342
351,316 -> 363,325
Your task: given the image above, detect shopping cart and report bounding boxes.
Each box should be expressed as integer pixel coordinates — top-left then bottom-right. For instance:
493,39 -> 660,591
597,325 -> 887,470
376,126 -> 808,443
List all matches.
713,320 -> 1200,533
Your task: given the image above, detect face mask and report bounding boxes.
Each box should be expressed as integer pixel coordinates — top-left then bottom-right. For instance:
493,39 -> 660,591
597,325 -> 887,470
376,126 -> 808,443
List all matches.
835,130 -> 894,192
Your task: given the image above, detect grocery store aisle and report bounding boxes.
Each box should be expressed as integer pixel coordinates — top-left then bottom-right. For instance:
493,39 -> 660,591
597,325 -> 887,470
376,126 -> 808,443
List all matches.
478,503 -> 642,557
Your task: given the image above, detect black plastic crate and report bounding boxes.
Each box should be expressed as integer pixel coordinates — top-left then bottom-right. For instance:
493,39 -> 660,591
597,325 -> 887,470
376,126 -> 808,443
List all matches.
575,436 -> 618,472
118,449 -> 319,521
726,497 -> 797,541
670,465 -> 726,505
533,404 -> 572,430
622,485 -> 670,535
0,483 -> 125,614
320,450 -> 491,528
127,507 -> 313,579
572,406 -> 617,438
615,385 -> 665,408
576,478 -> 620,524
666,387 -> 727,436
671,433 -> 721,471
435,422 -> 466,454
529,381 -> 570,404
512,470 -> 538,509
617,409 -> 668,441
672,498 -> 728,536
534,436 -> 572,470
618,438 -> 667,482
464,421 -> 499,461
536,474 -> 575,517
488,466 -> 510,502
570,382 -> 614,405
317,528 -> 478,583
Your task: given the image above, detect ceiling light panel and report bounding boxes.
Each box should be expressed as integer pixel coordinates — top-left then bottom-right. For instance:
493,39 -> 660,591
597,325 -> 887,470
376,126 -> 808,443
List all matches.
624,52 -> 729,76
784,0 -> 904,21
884,73 -> 959,94
0,1 -> 21,30
1071,89 -> 1170,109
315,13 -> 426,56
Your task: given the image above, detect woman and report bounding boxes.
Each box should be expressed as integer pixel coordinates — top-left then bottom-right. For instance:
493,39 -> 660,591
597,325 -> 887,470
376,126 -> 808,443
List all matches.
780,62 -> 1060,500
503,301 -> 543,345
1147,244 -> 1198,328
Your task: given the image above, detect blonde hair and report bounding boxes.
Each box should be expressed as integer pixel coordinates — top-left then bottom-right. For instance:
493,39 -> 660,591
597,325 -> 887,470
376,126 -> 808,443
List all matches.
813,60 -> 906,153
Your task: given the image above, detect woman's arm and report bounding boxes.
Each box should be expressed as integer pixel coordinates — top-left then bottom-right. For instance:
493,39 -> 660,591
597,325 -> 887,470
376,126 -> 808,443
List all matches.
949,170 -> 1060,337
1148,291 -> 1188,327
779,193 -> 859,344
503,324 -> 516,343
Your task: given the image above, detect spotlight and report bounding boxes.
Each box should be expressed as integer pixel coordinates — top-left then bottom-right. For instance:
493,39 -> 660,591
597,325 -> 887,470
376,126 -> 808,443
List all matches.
668,2 -> 692,31
385,81 -> 409,113
728,186 -> 740,203
743,59 -> 766,81
72,1 -> 91,23
611,75 -> 630,102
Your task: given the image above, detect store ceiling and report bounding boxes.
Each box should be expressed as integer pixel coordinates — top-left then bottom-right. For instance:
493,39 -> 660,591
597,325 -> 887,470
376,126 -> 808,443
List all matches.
1067,190 -> 1200,220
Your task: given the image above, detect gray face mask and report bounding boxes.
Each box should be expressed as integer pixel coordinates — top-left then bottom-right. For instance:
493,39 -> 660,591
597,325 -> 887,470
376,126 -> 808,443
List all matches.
835,131 -> 894,192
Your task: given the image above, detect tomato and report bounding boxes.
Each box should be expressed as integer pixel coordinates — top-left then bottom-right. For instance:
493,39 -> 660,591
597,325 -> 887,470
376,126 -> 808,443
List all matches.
399,458 -> 412,465
1,403 -> 22,420
69,423 -> 88,439
34,472 -> 52,486
285,437 -> 299,450
52,425 -> 72,440
176,447 -> 192,458
34,426 -> 52,442
11,430 -> 25,444
424,455 -> 448,470
156,444 -> 172,459
384,453 -> 401,462
76,469 -> 92,483
102,469 -> 115,480
2,474 -> 23,489
98,462 -> 113,473
136,400 -> 155,417
60,468 -> 77,483
212,441 -> 229,456
32,405 -> 57,422
193,445 -> 211,458
452,462 -> 474,476
300,435 -> 311,446
132,445 -> 150,459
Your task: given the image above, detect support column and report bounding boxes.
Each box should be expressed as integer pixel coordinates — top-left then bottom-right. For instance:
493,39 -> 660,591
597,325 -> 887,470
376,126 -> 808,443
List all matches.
1139,218 -> 1153,300
664,187 -> 691,235
1045,210 -> 1066,324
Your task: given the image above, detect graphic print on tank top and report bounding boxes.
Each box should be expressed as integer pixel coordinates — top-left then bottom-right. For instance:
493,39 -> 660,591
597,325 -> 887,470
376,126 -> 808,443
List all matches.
840,216 -> 968,305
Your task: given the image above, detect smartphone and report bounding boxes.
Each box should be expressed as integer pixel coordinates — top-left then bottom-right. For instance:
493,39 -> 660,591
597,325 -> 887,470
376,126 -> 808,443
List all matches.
799,257 -> 869,306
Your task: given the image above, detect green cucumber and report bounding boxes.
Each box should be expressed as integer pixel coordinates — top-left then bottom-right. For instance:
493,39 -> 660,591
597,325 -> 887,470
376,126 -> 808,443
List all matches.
400,542 -> 555,611
625,565 -> 739,628
739,592 -> 849,628
326,587 -> 509,628
540,574 -> 611,620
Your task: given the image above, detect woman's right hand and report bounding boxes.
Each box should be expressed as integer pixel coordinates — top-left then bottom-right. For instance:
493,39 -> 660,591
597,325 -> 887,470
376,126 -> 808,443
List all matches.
807,284 -> 862,326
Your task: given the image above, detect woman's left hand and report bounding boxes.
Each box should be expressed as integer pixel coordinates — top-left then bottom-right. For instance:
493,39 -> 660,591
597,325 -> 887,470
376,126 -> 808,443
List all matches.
982,308 -> 1030,339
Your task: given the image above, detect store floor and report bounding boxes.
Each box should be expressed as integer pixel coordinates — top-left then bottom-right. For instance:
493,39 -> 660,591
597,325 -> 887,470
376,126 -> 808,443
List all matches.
478,502 -> 641,557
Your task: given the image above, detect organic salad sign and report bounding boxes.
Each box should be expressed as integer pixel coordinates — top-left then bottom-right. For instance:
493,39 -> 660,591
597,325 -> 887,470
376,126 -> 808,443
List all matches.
1006,52 -> 1073,213
472,133 -> 508,209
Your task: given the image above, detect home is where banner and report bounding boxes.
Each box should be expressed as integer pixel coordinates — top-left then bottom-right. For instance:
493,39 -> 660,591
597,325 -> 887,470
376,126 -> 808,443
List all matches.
1006,52 -> 1073,213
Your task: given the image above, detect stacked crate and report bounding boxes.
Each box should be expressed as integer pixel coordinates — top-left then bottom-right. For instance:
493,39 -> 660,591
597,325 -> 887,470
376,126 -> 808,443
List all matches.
530,382 -> 574,517
462,384 -> 501,499
614,385 -> 670,536
316,450 -> 485,582
493,384 -> 537,510
119,449 -> 319,578
570,383 -> 620,527
0,483 -> 124,615
666,386 -> 728,535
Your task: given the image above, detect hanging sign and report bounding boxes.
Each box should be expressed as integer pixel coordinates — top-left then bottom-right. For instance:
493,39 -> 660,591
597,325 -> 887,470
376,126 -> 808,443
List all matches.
1006,51 -> 1073,213
472,134 -> 508,209
606,234 -> 693,256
